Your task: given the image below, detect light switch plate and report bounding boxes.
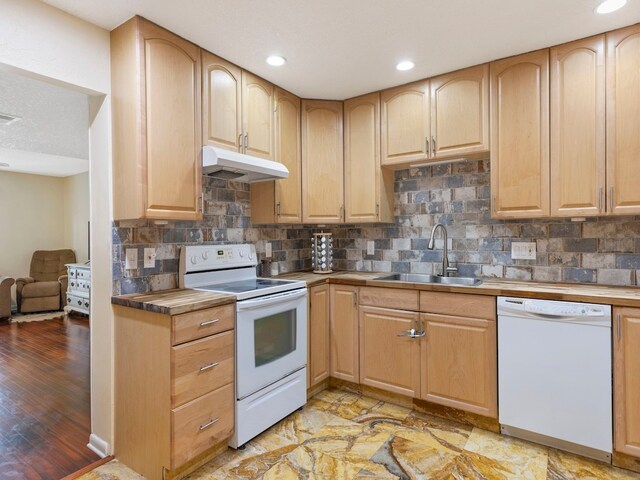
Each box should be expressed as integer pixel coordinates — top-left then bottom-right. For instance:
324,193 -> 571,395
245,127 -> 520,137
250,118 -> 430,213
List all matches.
367,241 -> 375,255
125,248 -> 138,270
265,242 -> 272,258
144,248 -> 156,268
511,242 -> 537,260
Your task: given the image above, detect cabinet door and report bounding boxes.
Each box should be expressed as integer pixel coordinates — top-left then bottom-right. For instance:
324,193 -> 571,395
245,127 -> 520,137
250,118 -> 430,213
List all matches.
308,285 -> 330,388
201,51 -> 242,153
275,88 -> 302,223
302,100 -> 344,224
359,306 -> 420,397
330,285 -> 359,383
614,307 -> 640,457
607,25 -> 640,215
430,64 -> 490,159
421,313 -> 497,418
381,80 -> 430,167
344,93 -> 392,223
490,50 -> 549,219
550,36 -> 606,217
242,71 -> 274,160
141,21 -> 202,220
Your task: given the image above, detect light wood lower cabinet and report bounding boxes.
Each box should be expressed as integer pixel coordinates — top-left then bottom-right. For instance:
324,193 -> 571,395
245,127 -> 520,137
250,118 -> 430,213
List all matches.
421,313 -> 497,418
330,285 -> 359,383
420,292 -> 497,418
614,307 -> 640,457
114,303 -> 235,480
308,285 -> 330,388
359,305 -> 421,398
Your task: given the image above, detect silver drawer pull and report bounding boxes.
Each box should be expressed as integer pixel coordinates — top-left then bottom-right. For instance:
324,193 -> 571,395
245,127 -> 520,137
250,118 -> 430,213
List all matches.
199,362 -> 220,372
199,319 -> 219,327
199,418 -> 219,431
397,328 -> 426,338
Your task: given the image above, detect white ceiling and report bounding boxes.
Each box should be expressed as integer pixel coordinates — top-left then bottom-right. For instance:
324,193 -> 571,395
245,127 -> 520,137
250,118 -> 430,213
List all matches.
0,69 -> 89,177
40,0 -> 640,99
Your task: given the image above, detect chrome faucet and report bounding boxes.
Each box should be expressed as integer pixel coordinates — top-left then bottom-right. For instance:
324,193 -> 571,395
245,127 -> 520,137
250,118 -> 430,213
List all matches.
427,223 -> 458,277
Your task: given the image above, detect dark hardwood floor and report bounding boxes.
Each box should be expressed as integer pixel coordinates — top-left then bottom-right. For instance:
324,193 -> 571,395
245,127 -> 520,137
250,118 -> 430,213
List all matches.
0,314 -> 99,479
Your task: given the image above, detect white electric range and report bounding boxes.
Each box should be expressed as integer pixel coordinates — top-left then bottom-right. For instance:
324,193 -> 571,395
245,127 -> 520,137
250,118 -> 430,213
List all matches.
179,244 -> 307,449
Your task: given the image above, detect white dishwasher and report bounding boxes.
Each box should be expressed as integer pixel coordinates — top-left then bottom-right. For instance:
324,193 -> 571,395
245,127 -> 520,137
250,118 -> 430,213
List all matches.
498,296 -> 612,462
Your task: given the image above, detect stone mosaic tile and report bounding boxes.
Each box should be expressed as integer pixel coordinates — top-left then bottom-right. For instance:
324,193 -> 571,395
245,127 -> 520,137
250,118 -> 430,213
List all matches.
547,449 -> 640,480
463,427 -> 549,479
80,387 -> 640,480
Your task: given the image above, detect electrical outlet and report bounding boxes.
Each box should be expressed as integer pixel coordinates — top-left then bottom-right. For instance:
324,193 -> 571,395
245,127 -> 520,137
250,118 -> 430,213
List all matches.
125,248 -> 138,270
265,242 -> 272,258
367,241 -> 375,256
144,248 -> 156,268
511,242 -> 537,260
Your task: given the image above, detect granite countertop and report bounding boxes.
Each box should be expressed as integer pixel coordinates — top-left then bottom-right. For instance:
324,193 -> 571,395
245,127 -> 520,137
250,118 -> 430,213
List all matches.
275,270 -> 640,307
112,288 -> 236,316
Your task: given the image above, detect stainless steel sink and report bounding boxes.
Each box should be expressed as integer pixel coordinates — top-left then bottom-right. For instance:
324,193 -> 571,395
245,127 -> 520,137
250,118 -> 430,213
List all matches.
375,273 -> 483,286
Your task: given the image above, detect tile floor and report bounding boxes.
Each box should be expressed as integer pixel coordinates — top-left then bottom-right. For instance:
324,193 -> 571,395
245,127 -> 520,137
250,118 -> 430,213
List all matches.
80,388 -> 640,479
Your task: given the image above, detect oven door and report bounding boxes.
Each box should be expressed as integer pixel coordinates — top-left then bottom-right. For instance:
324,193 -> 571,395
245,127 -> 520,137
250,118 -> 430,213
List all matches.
236,288 -> 307,399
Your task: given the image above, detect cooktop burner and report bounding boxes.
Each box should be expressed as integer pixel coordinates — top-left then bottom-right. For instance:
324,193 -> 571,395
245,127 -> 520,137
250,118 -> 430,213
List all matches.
196,278 -> 298,294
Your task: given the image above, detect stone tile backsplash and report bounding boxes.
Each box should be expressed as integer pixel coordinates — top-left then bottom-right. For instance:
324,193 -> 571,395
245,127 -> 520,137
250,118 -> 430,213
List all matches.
329,159 -> 640,286
113,160 -> 640,295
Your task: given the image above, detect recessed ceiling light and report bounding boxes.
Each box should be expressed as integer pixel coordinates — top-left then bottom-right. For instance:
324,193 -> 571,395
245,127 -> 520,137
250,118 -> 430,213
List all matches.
266,55 -> 286,66
396,61 -> 415,71
596,0 -> 627,14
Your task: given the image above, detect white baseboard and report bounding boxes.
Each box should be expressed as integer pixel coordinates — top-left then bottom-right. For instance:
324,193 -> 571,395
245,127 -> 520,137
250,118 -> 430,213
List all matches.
87,433 -> 111,458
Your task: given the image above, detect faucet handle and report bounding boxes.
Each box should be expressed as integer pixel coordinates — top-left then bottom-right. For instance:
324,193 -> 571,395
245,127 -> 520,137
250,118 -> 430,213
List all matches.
446,265 -> 458,276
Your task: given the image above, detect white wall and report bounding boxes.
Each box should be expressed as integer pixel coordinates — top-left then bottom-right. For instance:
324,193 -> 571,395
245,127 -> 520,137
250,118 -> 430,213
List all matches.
0,171 -> 66,296
64,172 -> 90,263
0,0 -> 114,457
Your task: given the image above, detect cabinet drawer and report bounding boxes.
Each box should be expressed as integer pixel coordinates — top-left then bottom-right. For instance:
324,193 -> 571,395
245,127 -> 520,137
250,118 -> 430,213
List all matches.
359,287 -> 419,311
420,291 -> 495,320
172,304 -> 235,345
171,383 -> 234,469
172,330 -> 234,407
67,293 -> 90,311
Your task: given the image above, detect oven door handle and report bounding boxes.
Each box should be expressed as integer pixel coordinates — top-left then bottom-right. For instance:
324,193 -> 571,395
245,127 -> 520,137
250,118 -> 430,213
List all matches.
237,288 -> 307,311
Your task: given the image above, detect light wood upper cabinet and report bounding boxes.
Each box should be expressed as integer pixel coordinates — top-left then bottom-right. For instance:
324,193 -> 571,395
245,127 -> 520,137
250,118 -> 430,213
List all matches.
490,50 -> 550,219
550,36 -> 606,217
381,80 -> 430,167
201,51 -> 242,152
614,307 -> 640,457
302,100 -> 344,224
607,24 -> 640,216
309,285 -> 330,388
359,305 -> 421,398
330,285 -> 359,383
202,56 -> 274,160
250,88 -> 302,224
430,64 -> 490,159
344,93 -> 393,223
111,17 -> 202,221
242,71 -> 275,160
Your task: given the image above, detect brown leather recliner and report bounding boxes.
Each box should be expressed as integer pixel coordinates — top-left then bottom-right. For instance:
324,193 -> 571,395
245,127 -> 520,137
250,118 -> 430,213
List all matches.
16,250 -> 76,314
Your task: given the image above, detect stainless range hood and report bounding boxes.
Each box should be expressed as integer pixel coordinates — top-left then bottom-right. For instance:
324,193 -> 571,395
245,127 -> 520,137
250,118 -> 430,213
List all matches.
202,146 -> 288,183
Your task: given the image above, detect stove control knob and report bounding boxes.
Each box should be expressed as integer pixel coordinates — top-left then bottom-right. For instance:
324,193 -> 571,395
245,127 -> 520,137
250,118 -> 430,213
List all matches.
190,256 -> 198,265
248,250 -> 255,261
202,251 -> 209,260
239,249 -> 245,258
